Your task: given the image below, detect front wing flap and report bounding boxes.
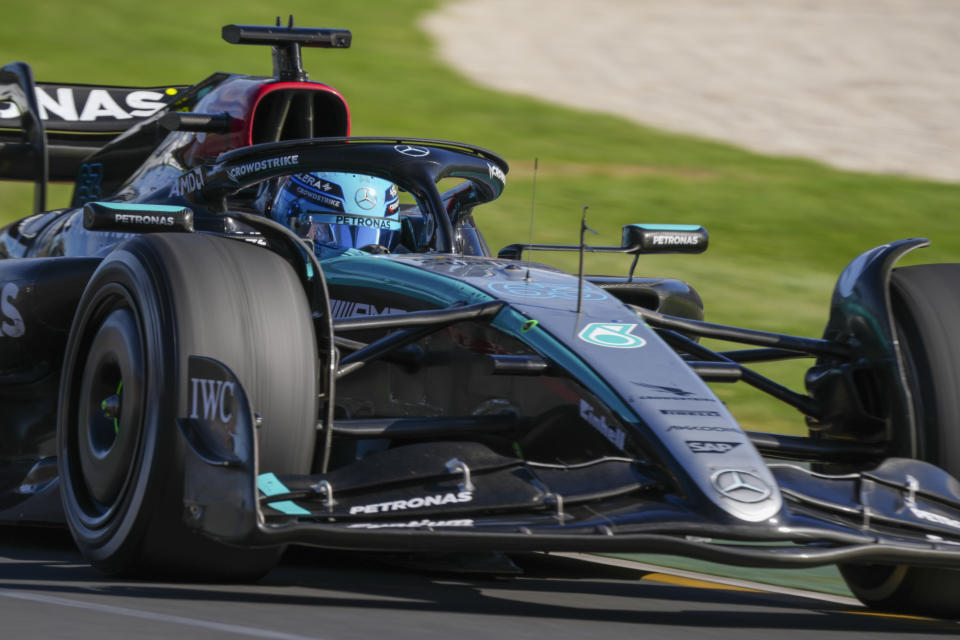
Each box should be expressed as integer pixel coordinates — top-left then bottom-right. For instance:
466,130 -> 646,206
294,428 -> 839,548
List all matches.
179,357 -> 960,570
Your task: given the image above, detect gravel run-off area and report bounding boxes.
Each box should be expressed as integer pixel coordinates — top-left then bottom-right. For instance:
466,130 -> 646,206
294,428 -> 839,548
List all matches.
423,0 -> 960,182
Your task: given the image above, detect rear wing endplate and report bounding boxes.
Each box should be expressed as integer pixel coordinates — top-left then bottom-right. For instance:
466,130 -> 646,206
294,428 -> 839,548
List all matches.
0,62 -> 189,192
0,62 -> 47,212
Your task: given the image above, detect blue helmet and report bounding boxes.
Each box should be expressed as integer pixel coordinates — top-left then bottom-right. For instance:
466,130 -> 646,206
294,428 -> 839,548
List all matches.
271,172 -> 401,252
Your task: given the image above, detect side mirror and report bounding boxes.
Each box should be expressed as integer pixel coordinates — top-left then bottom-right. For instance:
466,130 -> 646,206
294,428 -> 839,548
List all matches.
622,224 -> 708,254
83,201 -> 195,233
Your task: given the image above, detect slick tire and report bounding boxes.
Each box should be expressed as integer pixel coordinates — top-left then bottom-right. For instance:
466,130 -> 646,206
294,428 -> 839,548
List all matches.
840,263 -> 960,618
57,233 -> 317,579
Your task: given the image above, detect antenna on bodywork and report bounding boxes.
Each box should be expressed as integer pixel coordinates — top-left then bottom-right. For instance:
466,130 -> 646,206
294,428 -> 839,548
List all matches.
273,15 -> 307,81
524,158 -> 539,281
576,205 -> 598,313
221,19 -> 352,82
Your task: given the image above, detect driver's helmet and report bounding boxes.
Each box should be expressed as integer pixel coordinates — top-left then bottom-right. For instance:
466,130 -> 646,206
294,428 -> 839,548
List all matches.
271,172 -> 401,253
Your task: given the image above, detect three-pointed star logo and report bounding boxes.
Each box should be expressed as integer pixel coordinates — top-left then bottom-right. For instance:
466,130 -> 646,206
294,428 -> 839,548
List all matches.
354,187 -> 378,210
710,469 -> 772,503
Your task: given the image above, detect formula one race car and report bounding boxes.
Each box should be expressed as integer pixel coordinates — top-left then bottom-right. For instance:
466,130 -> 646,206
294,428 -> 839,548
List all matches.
3,22 -> 960,619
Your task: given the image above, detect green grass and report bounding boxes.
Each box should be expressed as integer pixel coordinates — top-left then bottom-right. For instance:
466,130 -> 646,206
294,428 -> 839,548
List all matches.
3,0 -> 959,435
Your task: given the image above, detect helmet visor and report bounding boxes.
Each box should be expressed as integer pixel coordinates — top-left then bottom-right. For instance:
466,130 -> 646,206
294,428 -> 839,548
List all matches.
274,173 -> 401,250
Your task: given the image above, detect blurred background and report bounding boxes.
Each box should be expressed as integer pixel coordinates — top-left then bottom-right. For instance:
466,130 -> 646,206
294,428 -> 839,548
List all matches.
2,0 -> 957,435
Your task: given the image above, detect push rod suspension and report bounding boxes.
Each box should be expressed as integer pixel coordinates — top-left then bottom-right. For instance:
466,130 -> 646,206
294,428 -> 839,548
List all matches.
635,308 -> 851,359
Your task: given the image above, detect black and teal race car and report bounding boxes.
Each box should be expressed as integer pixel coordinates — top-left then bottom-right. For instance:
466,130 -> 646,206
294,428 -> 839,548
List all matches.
3,21 -> 960,619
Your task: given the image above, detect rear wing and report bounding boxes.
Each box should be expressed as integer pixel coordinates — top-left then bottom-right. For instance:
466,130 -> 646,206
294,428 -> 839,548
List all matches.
0,21 -> 352,213
0,62 -> 188,209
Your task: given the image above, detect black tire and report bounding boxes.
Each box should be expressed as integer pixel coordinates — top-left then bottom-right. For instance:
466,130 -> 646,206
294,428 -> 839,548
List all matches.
840,263 -> 960,618
57,233 -> 317,579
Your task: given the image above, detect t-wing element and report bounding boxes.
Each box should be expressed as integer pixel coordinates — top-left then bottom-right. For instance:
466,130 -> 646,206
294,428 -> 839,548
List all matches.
221,18 -> 352,82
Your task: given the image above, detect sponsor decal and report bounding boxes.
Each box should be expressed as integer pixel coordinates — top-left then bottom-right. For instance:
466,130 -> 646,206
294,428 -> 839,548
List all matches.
349,491 -> 473,515
632,382 -> 694,397
189,377 -> 236,424
394,144 -> 430,157
0,87 -> 168,121
113,213 -> 175,226
634,395 -> 718,403
354,186 -> 378,210
290,173 -> 345,210
347,519 -> 475,529
170,167 -> 204,197
15,214 -> 44,239
75,163 -> 104,203
296,172 -> 340,193
293,183 -> 343,211
710,469 -> 772,504
578,323 -> 647,349
686,440 -> 742,454
332,214 -> 398,229
631,381 -> 718,402
660,409 -> 722,417
487,162 -> 506,185
227,155 -> 299,180
667,425 -> 739,433
579,399 -> 626,450
904,474 -> 960,531
651,233 -> 701,246
909,506 -> 960,531
330,299 -> 407,319
1,283 -> 25,338
488,281 -> 607,301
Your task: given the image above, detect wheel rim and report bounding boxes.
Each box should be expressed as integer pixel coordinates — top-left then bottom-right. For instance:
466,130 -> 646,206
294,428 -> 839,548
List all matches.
68,291 -> 145,528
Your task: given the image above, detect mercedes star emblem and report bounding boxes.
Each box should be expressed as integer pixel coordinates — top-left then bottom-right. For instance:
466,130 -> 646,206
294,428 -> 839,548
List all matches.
354,187 -> 378,210
710,469 -> 772,503
394,144 -> 430,157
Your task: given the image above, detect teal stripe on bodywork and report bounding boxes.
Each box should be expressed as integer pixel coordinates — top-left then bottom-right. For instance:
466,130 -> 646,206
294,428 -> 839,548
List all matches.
257,472 -> 310,516
321,255 -> 495,307
492,307 -> 638,424
92,202 -> 188,212
628,223 -> 702,231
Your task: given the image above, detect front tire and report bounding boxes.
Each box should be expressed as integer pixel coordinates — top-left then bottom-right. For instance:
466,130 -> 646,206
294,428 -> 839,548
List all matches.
58,233 -> 317,579
840,264 -> 960,618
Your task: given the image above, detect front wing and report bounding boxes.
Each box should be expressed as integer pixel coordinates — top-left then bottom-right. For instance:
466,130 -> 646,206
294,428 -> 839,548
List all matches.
180,357 -> 960,570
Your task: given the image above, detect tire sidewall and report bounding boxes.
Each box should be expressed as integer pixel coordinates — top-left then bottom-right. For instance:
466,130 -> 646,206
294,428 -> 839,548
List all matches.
58,233 -> 318,577
841,264 -> 960,617
58,245 -> 175,572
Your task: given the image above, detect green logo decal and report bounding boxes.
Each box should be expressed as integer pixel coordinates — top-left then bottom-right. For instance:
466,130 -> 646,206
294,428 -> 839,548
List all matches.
578,323 -> 646,349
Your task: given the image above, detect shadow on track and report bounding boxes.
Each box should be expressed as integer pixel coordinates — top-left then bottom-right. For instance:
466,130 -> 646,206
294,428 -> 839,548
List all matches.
2,525 -> 957,637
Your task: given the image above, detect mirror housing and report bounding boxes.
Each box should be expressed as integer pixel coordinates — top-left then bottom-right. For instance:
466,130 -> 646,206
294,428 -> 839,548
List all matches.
83,201 -> 195,233
622,224 -> 708,254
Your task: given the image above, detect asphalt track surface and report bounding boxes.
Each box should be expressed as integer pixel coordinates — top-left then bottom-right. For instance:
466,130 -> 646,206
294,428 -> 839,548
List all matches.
2,526 -> 958,640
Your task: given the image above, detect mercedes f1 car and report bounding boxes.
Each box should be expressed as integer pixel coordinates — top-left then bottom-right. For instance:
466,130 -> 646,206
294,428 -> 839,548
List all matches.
2,22 -> 960,619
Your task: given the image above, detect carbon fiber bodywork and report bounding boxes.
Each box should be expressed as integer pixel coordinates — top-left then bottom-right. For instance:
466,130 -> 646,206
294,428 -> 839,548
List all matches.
1,22 -> 960,580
